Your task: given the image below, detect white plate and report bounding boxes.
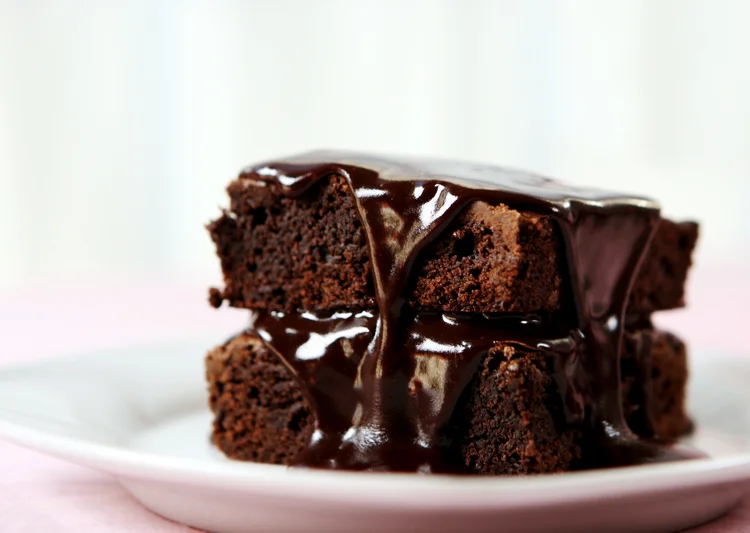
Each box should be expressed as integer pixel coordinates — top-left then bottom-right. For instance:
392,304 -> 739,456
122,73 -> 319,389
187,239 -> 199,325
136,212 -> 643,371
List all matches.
0,343 -> 749,533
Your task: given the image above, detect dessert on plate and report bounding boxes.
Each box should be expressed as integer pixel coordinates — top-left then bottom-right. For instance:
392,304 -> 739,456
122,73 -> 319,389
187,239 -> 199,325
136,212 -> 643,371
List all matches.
206,151 -> 699,474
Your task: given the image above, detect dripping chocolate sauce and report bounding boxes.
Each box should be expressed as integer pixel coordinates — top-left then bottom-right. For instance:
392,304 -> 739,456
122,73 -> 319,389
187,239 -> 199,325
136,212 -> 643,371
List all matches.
245,151 -> 700,472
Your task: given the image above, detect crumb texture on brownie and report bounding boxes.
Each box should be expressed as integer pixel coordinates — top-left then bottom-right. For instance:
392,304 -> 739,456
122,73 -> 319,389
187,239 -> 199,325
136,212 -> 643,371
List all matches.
621,329 -> 690,441
446,344 -> 580,475
207,334 -> 312,465
209,175 -> 375,312
411,202 -> 561,313
630,220 -> 699,312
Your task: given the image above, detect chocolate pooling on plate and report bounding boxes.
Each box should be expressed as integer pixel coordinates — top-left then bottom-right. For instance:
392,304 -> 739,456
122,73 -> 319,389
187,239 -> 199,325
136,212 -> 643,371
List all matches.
246,151 -> 698,472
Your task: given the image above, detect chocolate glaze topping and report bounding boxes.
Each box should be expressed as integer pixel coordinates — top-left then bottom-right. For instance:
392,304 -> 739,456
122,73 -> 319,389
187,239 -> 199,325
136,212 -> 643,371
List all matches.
245,150 -> 700,472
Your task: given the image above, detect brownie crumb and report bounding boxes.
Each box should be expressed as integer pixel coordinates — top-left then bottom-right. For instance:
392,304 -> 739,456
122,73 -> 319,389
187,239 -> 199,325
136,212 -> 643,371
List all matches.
208,287 -> 224,309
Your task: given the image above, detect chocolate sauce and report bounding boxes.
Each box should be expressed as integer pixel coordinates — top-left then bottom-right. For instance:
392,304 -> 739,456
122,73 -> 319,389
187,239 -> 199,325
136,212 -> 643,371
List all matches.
255,311 -> 585,471
244,150 -> 699,472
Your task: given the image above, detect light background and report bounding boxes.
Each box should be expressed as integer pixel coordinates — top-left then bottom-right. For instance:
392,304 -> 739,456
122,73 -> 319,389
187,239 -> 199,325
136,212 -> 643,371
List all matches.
0,0 -> 748,288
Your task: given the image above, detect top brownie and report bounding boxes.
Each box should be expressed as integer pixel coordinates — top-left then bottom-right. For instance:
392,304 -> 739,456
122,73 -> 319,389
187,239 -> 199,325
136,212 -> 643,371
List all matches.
209,172 -> 698,315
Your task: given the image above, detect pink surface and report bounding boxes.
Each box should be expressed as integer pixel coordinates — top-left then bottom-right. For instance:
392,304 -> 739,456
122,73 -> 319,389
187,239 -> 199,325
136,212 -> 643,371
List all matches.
1,272 -> 749,532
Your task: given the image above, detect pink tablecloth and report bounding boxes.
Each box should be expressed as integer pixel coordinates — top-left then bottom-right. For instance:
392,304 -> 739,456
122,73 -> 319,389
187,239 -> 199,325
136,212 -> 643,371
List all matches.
1,274 -> 749,532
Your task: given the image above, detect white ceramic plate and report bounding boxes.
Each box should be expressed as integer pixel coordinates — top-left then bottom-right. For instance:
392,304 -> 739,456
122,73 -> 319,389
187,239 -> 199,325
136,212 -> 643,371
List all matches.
0,343 -> 749,533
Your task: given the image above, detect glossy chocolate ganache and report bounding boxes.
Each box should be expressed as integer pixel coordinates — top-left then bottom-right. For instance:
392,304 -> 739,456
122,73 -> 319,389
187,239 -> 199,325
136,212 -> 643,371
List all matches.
241,151 -> 699,473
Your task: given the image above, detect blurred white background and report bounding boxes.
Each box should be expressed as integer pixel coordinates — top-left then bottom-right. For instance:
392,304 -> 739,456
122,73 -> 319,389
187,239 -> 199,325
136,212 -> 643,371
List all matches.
1,0 -> 748,289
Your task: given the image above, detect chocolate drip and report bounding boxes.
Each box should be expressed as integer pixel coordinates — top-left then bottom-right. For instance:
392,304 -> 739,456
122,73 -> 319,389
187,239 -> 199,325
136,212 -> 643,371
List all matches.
244,150 -> 699,471
256,311 -> 585,471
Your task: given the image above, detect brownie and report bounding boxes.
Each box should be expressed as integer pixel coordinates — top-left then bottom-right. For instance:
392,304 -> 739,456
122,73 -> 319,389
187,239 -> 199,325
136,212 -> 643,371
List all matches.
208,173 -> 696,315
206,333 -> 312,464
630,220 -> 699,312
446,343 -> 581,475
621,329 -> 691,442
208,174 -> 560,313
206,327 -> 690,474
206,152 -> 700,475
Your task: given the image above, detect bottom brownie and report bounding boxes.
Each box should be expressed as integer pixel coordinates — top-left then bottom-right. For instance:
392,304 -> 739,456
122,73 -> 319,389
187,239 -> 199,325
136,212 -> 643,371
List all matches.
206,328 -> 690,474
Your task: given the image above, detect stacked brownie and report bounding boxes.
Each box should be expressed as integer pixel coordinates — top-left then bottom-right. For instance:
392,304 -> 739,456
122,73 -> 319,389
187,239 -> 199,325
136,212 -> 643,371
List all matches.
206,151 -> 698,474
